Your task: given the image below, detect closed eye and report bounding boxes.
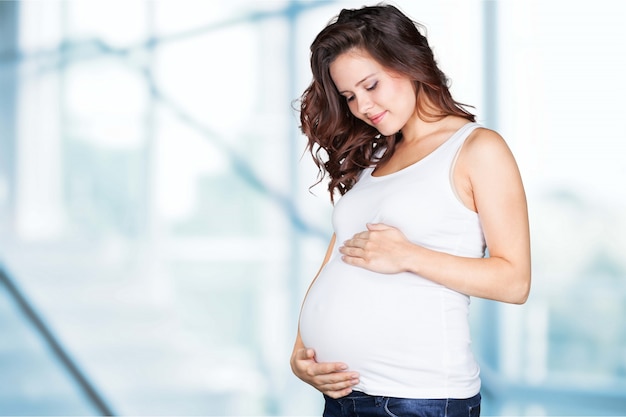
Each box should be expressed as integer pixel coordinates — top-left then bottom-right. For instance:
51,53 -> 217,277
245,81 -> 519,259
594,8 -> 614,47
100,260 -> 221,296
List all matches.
343,81 -> 377,103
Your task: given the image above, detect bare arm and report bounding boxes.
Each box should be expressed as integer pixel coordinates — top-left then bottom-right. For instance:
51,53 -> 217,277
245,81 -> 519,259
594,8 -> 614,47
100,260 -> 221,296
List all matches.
339,129 -> 531,304
290,234 -> 360,398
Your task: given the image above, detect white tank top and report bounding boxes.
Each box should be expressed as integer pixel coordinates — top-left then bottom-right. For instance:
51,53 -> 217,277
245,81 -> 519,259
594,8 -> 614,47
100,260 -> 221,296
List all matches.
299,122 -> 486,399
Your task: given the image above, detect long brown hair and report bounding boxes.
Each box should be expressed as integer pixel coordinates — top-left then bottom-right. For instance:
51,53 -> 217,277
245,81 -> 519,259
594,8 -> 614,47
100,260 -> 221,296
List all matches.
299,4 -> 475,202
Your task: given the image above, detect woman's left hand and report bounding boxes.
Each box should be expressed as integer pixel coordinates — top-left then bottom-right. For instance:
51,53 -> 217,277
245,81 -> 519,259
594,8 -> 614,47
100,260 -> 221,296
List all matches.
339,223 -> 413,274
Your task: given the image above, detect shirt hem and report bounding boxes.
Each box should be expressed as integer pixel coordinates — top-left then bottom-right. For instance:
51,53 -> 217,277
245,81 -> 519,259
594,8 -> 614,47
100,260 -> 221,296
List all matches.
354,382 -> 481,400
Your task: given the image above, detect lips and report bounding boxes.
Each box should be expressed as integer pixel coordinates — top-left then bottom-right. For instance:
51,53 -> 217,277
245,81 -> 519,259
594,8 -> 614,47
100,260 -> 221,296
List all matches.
369,111 -> 386,125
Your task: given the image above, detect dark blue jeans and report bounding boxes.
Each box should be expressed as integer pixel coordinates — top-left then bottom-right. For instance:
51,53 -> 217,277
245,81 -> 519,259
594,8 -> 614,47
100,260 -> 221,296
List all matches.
323,391 -> 481,417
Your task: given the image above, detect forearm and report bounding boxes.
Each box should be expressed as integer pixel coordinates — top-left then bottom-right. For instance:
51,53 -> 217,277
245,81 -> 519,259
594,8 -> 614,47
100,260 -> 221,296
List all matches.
404,244 -> 530,304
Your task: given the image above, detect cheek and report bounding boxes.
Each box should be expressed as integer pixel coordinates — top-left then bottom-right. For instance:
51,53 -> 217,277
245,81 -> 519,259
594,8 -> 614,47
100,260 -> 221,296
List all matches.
347,102 -> 366,120
402,84 -> 417,110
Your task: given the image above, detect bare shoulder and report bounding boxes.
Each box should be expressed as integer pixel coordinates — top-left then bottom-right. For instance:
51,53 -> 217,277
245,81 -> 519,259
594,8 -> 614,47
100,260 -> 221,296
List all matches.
454,126 -> 524,202
465,127 -> 508,150
461,127 -> 517,168
451,125 -> 523,213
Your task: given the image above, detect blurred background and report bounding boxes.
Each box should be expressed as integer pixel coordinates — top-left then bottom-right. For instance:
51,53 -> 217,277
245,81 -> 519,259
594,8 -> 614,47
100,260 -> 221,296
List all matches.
0,0 -> 625,415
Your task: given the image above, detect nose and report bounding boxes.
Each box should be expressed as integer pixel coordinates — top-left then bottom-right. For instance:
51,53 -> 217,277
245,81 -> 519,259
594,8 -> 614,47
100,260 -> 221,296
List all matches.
356,94 -> 373,115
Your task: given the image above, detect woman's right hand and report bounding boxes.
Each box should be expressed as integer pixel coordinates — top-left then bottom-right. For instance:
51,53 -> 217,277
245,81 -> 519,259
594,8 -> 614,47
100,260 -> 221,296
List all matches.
290,347 -> 360,399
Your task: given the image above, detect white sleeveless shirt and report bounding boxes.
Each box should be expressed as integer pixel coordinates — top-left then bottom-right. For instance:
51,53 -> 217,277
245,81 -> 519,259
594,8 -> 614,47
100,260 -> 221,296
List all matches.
299,122 -> 486,399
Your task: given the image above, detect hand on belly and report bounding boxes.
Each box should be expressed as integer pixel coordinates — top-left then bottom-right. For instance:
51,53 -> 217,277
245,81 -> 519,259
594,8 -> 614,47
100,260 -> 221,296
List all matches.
291,347 -> 360,399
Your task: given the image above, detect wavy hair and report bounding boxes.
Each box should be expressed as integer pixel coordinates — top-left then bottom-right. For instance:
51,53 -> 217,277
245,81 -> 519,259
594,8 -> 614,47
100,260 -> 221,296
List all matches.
299,3 -> 475,202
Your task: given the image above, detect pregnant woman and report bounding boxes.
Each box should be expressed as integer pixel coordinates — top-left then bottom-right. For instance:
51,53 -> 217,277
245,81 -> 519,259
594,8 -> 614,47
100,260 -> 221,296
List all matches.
290,4 -> 531,417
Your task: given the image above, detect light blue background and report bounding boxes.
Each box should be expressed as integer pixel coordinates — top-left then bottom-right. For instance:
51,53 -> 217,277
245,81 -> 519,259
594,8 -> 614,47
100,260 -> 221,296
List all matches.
0,0 -> 625,415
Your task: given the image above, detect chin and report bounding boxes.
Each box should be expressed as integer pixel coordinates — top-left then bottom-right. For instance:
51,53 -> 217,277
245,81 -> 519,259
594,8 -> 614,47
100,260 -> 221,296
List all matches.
375,126 -> 400,137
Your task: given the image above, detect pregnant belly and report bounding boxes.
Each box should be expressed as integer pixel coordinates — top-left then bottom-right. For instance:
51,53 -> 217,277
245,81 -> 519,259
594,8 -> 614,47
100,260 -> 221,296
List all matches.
299,258 -> 451,369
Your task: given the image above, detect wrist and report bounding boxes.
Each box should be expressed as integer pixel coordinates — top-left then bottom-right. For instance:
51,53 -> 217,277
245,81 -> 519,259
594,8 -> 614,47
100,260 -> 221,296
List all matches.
402,243 -> 422,274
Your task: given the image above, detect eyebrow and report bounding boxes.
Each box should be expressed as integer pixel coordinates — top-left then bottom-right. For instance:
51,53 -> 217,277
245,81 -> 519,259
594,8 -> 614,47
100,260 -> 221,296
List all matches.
337,73 -> 376,94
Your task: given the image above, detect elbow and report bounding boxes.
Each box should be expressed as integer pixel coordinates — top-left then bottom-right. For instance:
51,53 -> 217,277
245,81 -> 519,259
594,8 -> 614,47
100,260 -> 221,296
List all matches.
510,288 -> 530,305
507,272 -> 531,305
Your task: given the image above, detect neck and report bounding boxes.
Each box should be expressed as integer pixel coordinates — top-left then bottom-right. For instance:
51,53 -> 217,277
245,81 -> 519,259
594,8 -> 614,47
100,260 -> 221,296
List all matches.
401,113 -> 445,144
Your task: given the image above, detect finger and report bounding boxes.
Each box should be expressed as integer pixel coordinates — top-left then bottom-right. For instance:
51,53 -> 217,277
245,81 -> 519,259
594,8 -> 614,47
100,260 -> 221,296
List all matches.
322,373 -> 359,386
366,223 -> 390,231
354,230 -> 371,239
320,376 -> 360,398
338,245 -> 362,257
344,237 -> 367,249
295,347 -> 316,362
341,255 -> 364,268
308,361 -> 350,376
304,348 -> 316,360
325,386 -> 355,399
343,237 -> 356,248
316,372 -> 359,390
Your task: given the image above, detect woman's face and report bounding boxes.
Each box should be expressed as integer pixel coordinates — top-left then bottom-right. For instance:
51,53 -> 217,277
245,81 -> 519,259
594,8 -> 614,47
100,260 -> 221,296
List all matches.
329,48 -> 417,136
